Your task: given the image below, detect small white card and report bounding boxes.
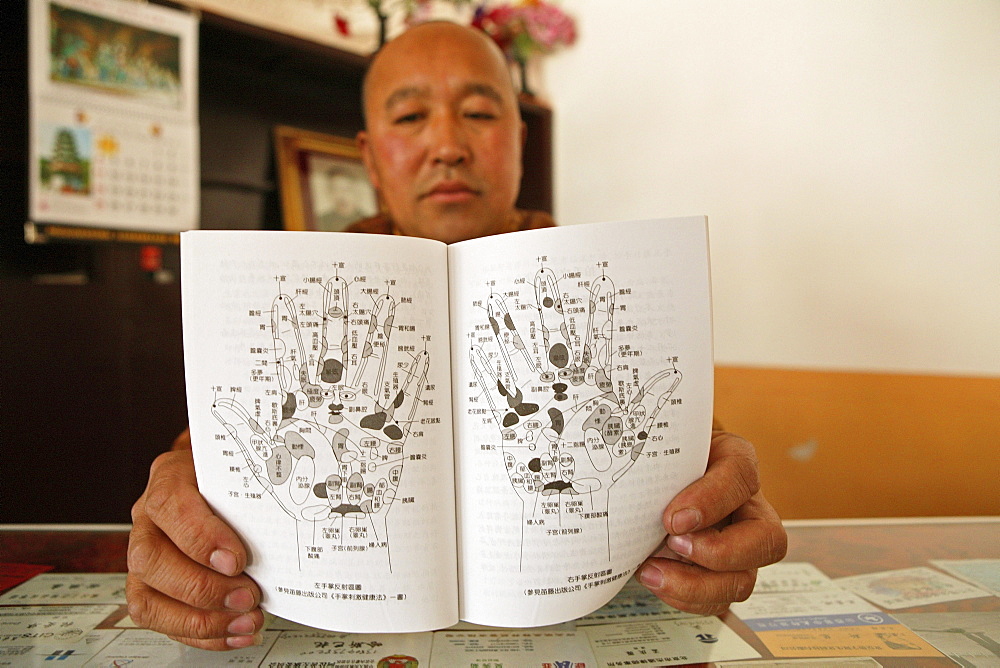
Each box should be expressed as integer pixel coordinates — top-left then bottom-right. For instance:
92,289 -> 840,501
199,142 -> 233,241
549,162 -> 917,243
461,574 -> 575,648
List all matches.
577,579 -> 698,626
260,630 -> 432,666
582,617 -> 761,666
0,573 -> 126,605
753,562 -> 836,594
88,628 -> 279,666
894,611 -> 1000,666
0,628 -> 121,666
431,630 -> 596,667
836,567 -> 992,609
719,659 -> 882,667
0,604 -> 118,645
730,589 -> 878,621
931,559 -> 1000,597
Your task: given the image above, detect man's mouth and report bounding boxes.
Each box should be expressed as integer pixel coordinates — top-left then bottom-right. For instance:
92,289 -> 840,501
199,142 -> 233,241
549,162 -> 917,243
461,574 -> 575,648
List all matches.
422,180 -> 479,203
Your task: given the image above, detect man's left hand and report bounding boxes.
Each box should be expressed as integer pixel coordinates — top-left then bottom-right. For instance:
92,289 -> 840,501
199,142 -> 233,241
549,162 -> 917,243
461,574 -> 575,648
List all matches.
636,430 -> 787,615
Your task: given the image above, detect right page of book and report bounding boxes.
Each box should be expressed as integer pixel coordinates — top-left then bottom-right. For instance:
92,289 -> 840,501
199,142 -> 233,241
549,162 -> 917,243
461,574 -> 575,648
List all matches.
448,216 -> 714,627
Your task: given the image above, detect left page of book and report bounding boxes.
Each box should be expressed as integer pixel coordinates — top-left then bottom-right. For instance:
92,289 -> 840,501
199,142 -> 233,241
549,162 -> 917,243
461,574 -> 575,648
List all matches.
181,230 -> 458,632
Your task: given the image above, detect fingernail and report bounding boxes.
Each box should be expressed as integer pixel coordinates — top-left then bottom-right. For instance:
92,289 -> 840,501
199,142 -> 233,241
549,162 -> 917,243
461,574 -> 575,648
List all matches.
637,564 -> 663,589
671,508 -> 701,535
667,533 -> 693,558
226,632 -> 263,649
210,549 -> 238,576
224,587 -> 255,612
227,614 -> 256,635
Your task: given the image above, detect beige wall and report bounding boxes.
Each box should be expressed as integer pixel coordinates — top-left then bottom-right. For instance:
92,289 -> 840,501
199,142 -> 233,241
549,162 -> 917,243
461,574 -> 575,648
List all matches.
546,0 -> 1000,376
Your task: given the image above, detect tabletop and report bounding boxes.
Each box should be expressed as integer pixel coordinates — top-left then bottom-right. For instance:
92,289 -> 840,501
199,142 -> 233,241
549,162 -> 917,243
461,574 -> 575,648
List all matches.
1,518 -> 998,666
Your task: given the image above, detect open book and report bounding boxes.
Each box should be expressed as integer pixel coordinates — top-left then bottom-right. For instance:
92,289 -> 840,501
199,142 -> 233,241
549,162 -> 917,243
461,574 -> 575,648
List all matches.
181,216 -> 714,633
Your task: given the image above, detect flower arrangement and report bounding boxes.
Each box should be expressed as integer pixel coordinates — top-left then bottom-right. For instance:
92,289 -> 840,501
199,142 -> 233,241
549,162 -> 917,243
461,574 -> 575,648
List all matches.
472,0 -> 576,95
333,0 -> 575,95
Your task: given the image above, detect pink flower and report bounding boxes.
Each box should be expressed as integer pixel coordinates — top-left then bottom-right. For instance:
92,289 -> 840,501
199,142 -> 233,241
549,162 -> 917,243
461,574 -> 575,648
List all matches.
473,1 -> 575,61
519,3 -> 575,53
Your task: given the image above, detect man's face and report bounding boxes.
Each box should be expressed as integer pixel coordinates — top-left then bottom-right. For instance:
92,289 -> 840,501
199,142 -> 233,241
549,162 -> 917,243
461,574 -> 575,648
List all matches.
357,23 -> 524,244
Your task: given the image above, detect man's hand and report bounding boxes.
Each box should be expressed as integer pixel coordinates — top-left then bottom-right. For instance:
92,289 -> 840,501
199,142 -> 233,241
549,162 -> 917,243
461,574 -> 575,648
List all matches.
636,430 -> 787,615
126,430 -> 265,651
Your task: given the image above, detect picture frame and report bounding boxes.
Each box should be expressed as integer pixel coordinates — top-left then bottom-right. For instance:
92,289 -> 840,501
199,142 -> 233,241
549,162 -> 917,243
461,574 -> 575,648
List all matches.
273,125 -> 379,232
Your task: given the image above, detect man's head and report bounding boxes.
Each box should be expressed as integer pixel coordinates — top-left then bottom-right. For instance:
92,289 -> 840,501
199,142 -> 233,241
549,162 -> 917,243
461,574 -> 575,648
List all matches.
357,21 -> 525,243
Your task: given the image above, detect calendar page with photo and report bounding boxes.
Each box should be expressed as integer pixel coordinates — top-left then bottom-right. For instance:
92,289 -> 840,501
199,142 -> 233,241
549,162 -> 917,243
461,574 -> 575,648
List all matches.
28,0 -> 199,234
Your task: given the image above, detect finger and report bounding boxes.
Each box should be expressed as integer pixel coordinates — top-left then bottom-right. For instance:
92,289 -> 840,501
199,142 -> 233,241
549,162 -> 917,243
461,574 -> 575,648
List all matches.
350,292 -> 385,386
647,535 -> 688,562
470,345 -> 501,414
365,347 -> 430,442
272,292 -> 305,396
126,572 -> 264,650
583,274 -> 615,384
487,294 -> 521,385
665,492 -> 787,572
663,431 -> 761,534
399,349 -> 430,436
357,295 -> 403,435
319,276 -> 350,385
623,367 -> 683,457
362,293 -> 395,391
168,633 -> 264,652
485,294 -> 540,426
636,557 -> 757,616
534,267 -> 571,377
488,293 -> 534,377
213,399 -> 269,468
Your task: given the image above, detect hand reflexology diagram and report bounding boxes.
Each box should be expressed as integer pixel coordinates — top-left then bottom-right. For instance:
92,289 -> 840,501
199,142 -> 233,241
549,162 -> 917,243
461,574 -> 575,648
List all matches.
469,266 -> 683,563
211,271 -> 429,570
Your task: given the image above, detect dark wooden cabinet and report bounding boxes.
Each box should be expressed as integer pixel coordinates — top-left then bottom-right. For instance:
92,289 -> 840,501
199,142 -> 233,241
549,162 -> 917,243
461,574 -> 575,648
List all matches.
0,3 -> 553,523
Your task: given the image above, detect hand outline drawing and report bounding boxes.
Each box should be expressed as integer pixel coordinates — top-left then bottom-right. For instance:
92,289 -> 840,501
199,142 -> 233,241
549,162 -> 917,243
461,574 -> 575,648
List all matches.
212,276 -> 428,555
470,268 -> 681,520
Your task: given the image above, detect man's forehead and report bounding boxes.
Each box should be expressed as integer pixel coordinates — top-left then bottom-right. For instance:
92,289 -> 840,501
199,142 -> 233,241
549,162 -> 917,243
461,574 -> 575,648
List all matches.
363,22 -> 514,114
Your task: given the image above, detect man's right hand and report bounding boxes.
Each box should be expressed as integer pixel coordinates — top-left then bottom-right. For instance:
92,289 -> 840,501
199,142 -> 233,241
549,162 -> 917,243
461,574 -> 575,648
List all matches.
126,430 -> 264,650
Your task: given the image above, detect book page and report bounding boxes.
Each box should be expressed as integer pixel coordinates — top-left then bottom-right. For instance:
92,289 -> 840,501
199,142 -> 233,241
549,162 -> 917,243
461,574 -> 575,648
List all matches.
181,231 -> 458,632
447,217 -> 714,627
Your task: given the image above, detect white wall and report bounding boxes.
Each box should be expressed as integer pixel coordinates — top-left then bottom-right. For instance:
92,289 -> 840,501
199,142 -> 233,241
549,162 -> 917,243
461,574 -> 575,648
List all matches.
545,0 -> 1000,376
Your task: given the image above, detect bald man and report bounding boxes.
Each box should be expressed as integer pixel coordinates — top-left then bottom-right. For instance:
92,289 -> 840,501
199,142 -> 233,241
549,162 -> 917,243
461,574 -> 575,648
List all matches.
351,21 -> 553,242
126,22 -> 785,650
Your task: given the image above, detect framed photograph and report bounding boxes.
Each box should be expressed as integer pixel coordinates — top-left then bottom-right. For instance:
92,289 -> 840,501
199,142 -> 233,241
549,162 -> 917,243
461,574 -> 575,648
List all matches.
273,125 -> 379,232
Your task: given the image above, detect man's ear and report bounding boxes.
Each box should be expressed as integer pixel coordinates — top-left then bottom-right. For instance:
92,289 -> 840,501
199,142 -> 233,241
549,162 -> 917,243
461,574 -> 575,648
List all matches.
356,131 -> 380,191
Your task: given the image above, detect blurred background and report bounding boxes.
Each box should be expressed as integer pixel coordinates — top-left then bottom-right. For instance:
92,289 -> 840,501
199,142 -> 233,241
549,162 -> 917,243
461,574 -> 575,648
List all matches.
2,0 -> 997,523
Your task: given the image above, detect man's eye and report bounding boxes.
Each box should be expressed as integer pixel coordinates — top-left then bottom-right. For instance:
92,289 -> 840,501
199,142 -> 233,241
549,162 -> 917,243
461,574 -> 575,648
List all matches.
393,112 -> 424,124
465,110 -> 497,120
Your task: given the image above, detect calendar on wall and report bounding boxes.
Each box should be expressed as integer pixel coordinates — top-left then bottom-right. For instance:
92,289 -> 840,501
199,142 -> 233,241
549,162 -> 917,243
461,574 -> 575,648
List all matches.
28,0 -> 199,236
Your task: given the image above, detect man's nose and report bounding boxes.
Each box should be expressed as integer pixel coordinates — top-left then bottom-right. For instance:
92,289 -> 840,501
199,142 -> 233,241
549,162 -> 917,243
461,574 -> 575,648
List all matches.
430,115 -> 470,166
